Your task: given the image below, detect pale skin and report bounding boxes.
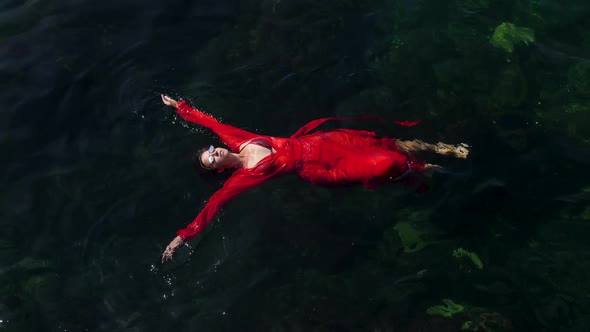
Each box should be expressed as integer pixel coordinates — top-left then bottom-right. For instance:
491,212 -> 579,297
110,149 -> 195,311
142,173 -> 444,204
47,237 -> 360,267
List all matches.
159,95 -> 469,262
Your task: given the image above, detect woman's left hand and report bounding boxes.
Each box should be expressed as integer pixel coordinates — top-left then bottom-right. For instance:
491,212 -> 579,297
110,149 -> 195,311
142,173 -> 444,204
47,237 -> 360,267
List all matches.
161,236 -> 184,263
161,94 -> 179,109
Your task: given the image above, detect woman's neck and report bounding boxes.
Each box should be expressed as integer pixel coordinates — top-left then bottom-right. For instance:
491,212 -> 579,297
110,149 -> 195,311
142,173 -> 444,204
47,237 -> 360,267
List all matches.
235,153 -> 248,168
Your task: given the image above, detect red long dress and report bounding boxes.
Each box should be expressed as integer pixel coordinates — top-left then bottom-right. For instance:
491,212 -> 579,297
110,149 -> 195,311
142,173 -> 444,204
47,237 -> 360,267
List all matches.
174,101 -> 424,240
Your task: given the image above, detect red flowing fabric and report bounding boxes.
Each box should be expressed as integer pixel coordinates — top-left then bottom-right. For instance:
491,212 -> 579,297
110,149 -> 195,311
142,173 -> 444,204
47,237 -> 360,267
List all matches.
174,101 -> 424,240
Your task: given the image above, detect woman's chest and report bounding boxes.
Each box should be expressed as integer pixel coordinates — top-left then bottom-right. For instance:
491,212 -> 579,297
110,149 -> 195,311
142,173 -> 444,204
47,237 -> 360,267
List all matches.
242,144 -> 275,169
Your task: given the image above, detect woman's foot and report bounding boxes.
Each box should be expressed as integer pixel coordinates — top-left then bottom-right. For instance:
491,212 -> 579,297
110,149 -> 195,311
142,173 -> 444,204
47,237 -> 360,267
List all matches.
435,143 -> 470,159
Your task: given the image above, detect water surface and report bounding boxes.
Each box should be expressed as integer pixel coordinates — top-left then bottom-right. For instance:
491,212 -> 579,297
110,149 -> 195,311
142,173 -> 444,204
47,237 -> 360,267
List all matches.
2,0 -> 590,331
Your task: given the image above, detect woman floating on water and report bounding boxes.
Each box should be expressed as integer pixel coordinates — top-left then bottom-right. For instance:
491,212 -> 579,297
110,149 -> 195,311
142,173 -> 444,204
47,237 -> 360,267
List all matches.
160,95 -> 469,262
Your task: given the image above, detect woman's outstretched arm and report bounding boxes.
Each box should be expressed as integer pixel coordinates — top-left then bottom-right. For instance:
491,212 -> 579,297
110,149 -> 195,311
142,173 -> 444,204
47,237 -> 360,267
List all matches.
161,169 -> 269,263
162,94 -> 219,126
161,95 -> 258,151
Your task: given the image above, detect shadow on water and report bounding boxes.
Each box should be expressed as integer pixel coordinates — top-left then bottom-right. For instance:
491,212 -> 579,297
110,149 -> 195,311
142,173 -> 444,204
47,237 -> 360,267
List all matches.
2,0 -> 590,331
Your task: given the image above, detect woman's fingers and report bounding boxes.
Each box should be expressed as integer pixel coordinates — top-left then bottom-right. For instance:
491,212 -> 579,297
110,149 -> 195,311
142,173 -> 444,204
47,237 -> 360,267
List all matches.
161,246 -> 173,264
161,94 -> 172,104
162,250 -> 171,263
161,94 -> 179,108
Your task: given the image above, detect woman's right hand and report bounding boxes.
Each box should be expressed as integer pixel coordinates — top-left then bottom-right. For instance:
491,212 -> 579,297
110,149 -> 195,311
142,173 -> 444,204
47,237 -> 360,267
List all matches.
161,235 -> 184,263
161,94 -> 179,109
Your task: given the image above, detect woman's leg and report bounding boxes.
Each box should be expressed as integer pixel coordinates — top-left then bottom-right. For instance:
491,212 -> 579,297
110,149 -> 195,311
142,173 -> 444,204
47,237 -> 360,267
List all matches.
396,140 -> 469,159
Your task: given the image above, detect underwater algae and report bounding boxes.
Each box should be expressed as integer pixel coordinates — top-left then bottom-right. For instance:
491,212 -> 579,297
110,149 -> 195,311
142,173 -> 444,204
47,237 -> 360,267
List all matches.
394,222 -> 429,253
426,299 -> 464,318
461,320 -> 473,330
453,248 -> 484,269
490,22 -> 535,53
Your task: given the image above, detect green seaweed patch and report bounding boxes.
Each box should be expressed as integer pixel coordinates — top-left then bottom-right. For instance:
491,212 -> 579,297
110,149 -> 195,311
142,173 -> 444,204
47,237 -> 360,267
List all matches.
394,222 -> 428,253
490,22 -> 535,52
426,299 -> 464,318
461,321 -> 473,330
453,248 -> 484,269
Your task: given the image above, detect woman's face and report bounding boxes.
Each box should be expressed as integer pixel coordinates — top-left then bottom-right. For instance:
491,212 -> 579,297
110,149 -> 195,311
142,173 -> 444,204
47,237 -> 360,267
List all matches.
200,146 -> 231,170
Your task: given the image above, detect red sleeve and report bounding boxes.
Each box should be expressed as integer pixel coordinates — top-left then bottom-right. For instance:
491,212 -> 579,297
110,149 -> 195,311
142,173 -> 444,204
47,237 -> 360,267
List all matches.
176,100 -> 258,152
176,100 -> 219,126
176,170 -> 269,241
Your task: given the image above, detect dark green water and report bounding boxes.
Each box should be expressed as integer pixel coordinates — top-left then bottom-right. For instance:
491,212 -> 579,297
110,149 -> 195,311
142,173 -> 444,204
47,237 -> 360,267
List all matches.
2,0 -> 590,331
